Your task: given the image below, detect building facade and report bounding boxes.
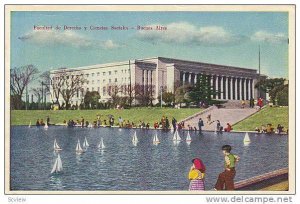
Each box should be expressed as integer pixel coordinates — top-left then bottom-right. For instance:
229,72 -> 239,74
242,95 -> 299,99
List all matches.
50,57 -> 262,106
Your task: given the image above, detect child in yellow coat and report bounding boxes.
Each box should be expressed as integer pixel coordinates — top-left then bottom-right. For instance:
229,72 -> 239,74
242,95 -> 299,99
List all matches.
188,158 -> 206,190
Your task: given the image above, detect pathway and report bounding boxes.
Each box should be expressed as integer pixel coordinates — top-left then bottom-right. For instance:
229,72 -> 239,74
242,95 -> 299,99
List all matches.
181,100 -> 259,131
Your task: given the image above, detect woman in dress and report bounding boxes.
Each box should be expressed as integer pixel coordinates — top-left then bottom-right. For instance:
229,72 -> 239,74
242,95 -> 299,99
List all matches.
188,158 -> 206,191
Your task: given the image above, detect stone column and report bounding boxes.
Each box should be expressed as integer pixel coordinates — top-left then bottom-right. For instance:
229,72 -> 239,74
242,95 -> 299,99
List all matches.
144,70 -> 148,94
230,77 -> 233,100
240,78 -> 243,100
210,75 -> 213,98
251,79 -> 254,99
182,72 -> 186,85
248,79 -> 251,100
220,76 -> 224,99
146,70 -> 149,86
216,75 -> 219,99
243,78 -> 247,100
188,72 -> 192,84
223,76 -> 227,99
194,73 -> 197,84
234,77 -> 238,100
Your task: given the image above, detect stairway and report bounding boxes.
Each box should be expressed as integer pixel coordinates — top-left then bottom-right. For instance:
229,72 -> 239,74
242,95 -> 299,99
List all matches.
181,100 -> 258,131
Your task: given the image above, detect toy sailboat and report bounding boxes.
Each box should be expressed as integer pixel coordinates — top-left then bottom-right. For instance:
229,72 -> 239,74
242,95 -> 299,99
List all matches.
132,131 -> 138,146
75,139 -> 85,154
44,123 -> 49,129
186,131 -> 192,143
98,137 -> 105,149
82,136 -> 89,149
54,139 -> 62,151
173,130 -> 181,144
153,133 -> 160,145
51,154 -> 63,174
243,132 -> 251,145
28,121 -> 31,128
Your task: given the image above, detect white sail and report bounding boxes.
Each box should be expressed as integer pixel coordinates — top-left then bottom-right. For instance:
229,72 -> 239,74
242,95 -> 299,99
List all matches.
173,130 -> 180,141
186,131 -> 192,142
44,123 -> 49,129
153,134 -> 160,144
76,139 -> 83,153
51,159 -> 58,174
28,121 -> 31,128
53,139 -> 62,150
83,136 -> 89,148
57,154 -> 63,170
132,131 -> 138,143
98,137 -> 105,149
51,154 -> 63,174
244,132 -> 251,143
214,128 -> 218,134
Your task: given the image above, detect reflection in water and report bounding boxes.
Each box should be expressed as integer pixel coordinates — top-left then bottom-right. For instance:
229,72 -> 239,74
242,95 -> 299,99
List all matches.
10,126 -> 288,191
49,175 -> 65,190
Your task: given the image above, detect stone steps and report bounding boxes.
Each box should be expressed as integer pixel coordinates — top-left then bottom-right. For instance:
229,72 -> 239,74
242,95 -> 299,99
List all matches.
181,102 -> 259,131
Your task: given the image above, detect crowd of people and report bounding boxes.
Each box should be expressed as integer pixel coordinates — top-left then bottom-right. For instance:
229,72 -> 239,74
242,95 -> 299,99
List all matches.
255,123 -> 288,134
35,116 -> 50,126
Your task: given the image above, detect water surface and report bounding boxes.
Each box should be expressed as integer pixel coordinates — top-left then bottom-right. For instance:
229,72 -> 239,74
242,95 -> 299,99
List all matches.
10,126 -> 288,191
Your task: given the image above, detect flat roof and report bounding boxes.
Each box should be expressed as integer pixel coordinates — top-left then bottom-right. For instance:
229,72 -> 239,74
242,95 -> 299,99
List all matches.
50,56 -> 257,73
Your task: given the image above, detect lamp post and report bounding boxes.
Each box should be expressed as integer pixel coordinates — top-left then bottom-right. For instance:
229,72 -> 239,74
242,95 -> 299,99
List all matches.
258,45 -> 261,99
160,86 -> 163,108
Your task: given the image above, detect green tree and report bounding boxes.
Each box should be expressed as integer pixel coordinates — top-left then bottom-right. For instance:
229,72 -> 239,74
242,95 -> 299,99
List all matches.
174,84 -> 193,107
255,78 -> 284,98
188,74 -> 215,105
158,92 -> 175,106
276,84 -> 288,106
84,91 -> 100,109
255,78 -> 287,104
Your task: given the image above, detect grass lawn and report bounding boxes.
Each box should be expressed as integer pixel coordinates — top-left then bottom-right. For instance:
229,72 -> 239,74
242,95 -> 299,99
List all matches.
11,107 -> 203,126
233,106 -> 289,131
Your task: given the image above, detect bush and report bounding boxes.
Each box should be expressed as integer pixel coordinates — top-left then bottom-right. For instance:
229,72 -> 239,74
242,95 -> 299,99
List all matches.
277,86 -> 288,106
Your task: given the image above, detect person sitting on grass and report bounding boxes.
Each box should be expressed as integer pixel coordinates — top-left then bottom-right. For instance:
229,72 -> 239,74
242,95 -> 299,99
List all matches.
224,123 -> 232,132
214,145 -> 240,190
277,124 -> 284,134
255,127 -> 260,133
36,119 -> 40,126
266,124 -> 274,133
261,124 -> 267,133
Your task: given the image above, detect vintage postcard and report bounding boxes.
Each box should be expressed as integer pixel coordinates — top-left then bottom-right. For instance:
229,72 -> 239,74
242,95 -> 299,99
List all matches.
5,5 -> 295,195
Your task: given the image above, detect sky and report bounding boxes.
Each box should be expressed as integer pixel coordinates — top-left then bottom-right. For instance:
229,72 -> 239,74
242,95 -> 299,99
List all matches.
11,11 -> 289,78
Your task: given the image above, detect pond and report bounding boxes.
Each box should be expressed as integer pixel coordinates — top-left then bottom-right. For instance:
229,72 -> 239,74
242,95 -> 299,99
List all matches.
10,126 -> 288,191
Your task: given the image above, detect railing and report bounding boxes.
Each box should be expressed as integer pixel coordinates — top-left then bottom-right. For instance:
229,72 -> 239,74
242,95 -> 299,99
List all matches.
235,168 -> 288,190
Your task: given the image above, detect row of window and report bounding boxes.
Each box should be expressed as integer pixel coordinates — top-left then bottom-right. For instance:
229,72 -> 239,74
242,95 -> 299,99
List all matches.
77,85 -> 132,97
86,69 -> 130,78
86,77 -> 130,85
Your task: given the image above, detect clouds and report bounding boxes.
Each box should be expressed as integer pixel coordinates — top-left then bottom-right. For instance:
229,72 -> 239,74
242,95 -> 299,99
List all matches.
136,21 -> 288,46
18,30 -> 120,49
250,31 -> 288,44
136,22 -> 245,46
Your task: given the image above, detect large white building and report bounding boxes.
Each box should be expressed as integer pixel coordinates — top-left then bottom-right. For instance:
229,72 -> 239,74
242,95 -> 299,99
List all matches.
50,57 -> 263,106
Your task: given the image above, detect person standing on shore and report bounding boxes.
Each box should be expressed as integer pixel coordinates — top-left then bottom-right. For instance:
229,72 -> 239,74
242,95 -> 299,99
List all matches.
214,145 -> 240,190
188,158 -> 206,191
46,116 -> 50,125
165,117 -> 170,130
81,116 -> 84,128
172,117 -> 177,131
198,118 -> 204,134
